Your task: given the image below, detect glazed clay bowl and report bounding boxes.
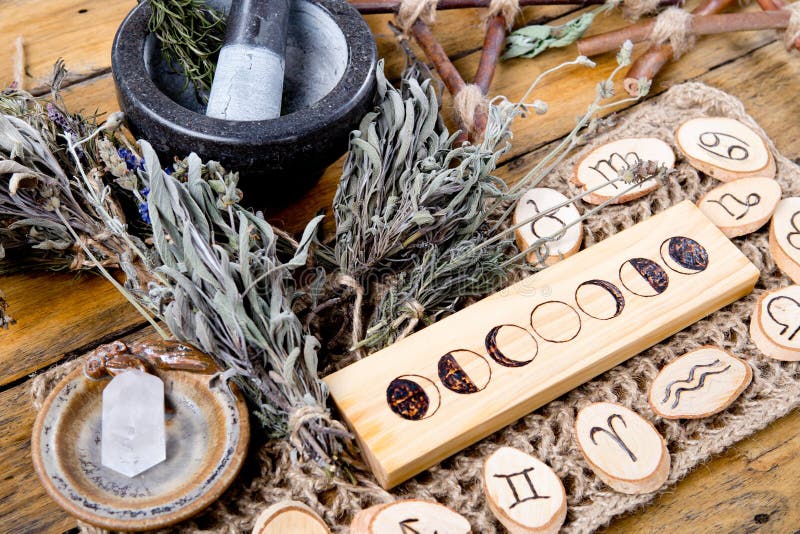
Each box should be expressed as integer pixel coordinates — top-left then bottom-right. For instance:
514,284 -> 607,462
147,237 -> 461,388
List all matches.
111,0 -> 377,200
31,365 -> 249,531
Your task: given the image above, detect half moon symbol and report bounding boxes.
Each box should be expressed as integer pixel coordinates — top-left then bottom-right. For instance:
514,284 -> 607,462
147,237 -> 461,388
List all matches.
660,236 -> 709,274
619,258 -> 669,297
575,279 -> 625,320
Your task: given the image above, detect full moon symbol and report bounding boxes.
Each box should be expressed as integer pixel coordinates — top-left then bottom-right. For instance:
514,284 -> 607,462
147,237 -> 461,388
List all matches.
386,375 -> 441,421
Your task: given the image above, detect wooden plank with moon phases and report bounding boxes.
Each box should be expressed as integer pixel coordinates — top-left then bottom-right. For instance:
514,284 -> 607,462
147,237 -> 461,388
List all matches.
697,177 -> 782,238
648,346 -> 752,419
675,117 -> 776,182
513,188 -> 582,266
575,402 -> 670,494
482,447 -> 566,534
572,138 -> 674,205
750,285 -> 800,361
252,501 -> 330,534
769,197 -> 800,284
350,500 -> 471,534
325,201 -> 758,489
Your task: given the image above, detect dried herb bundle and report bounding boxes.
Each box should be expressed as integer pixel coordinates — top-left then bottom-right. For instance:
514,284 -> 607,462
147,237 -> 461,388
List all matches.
145,0 -> 226,99
142,143 -> 349,462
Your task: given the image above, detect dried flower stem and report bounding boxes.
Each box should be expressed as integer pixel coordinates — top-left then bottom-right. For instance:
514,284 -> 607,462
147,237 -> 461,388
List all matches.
578,9 -> 792,56
13,36 -> 24,91
351,0 -> 681,13
622,0 -> 737,95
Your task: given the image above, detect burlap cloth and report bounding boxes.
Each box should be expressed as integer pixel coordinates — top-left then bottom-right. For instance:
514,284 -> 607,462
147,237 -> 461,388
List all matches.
31,82 -> 800,533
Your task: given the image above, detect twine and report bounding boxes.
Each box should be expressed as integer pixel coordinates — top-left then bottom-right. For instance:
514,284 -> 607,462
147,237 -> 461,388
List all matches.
453,84 -> 488,135
621,0 -> 662,21
784,2 -> 800,51
337,273 -> 366,360
648,7 -> 696,58
396,0 -> 438,34
486,0 -> 520,28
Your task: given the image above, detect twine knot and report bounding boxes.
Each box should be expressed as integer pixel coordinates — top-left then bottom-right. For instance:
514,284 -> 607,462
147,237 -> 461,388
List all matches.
404,299 -> 425,319
621,0 -> 662,20
454,84 -> 488,135
487,0 -> 520,29
648,7 -> 695,58
397,0 -> 438,34
784,2 -> 800,51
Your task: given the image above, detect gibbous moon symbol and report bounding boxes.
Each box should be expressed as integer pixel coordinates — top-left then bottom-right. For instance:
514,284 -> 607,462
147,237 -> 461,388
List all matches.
530,300 -> 582,342
386,375 -> 441,421
660,236 -> 709,274
438,350 -> 492,394
575,279 -> 625,320
485,324 -> 539,367
619,258 -> 669,297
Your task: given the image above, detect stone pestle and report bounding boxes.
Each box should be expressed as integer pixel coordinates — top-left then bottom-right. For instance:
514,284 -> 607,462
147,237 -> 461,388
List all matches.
206,0 -> 290,121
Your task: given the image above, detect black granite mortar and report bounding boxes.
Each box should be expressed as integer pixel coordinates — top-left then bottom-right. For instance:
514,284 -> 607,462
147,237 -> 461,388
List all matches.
112,0 -> 377,201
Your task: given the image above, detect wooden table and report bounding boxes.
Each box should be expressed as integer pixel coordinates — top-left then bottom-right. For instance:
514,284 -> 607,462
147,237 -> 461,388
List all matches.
2,1 -> 799,532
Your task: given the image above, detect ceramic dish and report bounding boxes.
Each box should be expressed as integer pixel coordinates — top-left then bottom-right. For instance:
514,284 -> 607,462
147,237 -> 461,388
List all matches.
32,364 -> 249,530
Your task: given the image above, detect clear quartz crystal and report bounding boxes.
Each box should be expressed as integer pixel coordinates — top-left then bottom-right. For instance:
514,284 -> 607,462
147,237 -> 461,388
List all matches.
101,370 -> 166,477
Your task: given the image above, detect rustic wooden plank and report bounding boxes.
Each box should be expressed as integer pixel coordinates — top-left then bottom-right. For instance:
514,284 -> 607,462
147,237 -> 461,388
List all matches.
0,0 -> 575,91
326,201 -> 759,488
0,272 -> 145,385
0,327 -> 155,534
606,409 -> 800,532
0,380 -> 75,534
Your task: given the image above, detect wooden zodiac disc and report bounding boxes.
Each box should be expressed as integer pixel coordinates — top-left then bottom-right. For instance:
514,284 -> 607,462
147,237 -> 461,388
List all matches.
482,447 -> 566,534
675,117 -> 775,181
697,177 -> 782,238
350,500 -> 471,534
574,402 -> 670,494
573,138 -> 674,205
648,346 -> 752,419
750,285 -> 800,361
513,188 -> 582,265
769,197 -> 800,284
252,501 -> 330,534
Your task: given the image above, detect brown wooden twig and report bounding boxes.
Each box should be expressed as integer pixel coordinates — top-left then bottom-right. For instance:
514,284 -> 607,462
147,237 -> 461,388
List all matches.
577,9 -> 792,57
352,0 -> 680,14
755,0 -> 800,50
474,15 -> 507,93
622,0 -> 735,96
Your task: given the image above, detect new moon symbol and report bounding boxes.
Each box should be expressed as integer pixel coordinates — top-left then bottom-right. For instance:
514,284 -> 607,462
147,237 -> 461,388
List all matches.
660,236 -> 709,275
619,258 -> 669,297
575,280 -> 625,320
485,325 -> 539,367
438,350 -> 492,394
386,375 -> 441,421
530,301 -> 582,343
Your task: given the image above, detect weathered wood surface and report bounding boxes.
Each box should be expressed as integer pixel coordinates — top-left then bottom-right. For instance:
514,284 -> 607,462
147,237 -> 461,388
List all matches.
0,0 -> 799,531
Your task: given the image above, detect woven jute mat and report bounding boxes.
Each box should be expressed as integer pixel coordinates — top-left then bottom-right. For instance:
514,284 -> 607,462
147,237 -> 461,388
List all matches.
33,82 -> 800,533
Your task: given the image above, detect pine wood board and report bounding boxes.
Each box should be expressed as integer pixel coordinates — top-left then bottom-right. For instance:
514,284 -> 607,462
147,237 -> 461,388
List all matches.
0,327 -> 156,534
0,272 -> 145,386
326,201 -> 759,488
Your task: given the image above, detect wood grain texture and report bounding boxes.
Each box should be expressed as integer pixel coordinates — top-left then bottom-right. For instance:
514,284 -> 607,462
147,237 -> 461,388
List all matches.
326,202 -> 759,488
0,272 -> 145,386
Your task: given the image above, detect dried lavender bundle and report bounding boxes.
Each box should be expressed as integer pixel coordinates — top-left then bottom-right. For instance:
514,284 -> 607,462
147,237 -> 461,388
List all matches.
142,143 -> 349,465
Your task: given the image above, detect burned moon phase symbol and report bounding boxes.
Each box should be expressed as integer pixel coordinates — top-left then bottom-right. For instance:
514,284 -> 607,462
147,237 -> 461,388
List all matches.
619,258 -> 669,297
485,324 -> 539,367
386,375 -> 441,421
438,350 -> 492,394
530,301 -> 581,342
660,236 -> 709,275
575,279 -> 625,320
